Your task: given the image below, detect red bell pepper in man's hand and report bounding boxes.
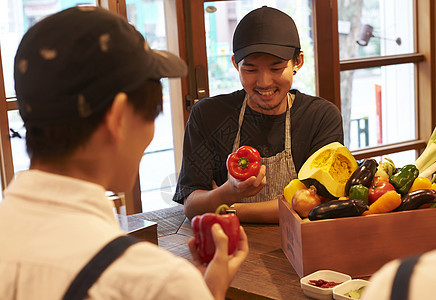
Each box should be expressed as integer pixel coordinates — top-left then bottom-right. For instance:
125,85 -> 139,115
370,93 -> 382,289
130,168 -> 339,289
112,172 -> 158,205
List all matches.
226,145 -> 261,181
191,205 -> 241,263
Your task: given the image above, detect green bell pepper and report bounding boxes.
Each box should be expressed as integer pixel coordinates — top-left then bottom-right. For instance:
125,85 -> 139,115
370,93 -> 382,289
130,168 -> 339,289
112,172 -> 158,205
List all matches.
389,164 -> 419,195
349,184 -> 369,205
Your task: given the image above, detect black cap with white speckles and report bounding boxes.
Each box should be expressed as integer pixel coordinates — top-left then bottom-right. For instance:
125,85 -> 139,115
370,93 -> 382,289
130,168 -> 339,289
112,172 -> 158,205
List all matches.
14,6 -> 187,125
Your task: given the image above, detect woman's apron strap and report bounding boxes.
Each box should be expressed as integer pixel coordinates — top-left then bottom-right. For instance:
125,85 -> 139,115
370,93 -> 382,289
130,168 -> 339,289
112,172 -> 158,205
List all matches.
390,253 -> 423,300
63,235 -> 140,300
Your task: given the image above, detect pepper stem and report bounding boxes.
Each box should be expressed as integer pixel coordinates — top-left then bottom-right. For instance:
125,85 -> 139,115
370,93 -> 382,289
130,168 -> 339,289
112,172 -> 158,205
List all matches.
216,204 -> 230,215
238,157 -> 250,169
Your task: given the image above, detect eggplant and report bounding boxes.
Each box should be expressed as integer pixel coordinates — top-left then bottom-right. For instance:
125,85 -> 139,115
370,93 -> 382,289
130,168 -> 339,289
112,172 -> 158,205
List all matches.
345,159 -> 378,195
308,199 -> 368,221
394,189 -> 436,211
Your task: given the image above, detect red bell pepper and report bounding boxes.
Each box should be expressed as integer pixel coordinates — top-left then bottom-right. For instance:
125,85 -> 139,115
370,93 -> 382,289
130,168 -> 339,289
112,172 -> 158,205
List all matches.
191,205 -> 241,263
226,145 -> 261,180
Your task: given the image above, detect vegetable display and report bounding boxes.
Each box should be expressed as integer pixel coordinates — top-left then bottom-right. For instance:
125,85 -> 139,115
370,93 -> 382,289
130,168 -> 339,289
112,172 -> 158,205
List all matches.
226,145 -> 261,181
191,204 -> 240,263
283,136 -> 436,220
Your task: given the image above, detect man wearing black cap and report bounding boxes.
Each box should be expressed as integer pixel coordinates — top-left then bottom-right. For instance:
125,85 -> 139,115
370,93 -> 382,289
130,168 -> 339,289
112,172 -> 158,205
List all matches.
0,6 -> 248,300
174,6 -> 344,223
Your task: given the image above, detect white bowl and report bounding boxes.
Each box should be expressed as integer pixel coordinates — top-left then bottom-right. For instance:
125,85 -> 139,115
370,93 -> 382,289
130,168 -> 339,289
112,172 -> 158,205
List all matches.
300,270 -> 352,300
333,279 -> 370,299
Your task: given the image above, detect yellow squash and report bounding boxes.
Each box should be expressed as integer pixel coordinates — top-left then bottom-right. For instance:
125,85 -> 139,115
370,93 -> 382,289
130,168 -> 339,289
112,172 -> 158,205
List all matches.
298,142 -> 358,198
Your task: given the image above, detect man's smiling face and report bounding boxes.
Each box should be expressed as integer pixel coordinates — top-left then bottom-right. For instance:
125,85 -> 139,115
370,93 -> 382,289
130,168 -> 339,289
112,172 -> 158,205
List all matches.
235,52 -> 296,115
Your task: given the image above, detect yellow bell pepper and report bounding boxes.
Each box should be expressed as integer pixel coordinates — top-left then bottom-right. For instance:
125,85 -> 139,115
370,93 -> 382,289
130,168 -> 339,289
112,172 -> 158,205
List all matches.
283,179 -> 307,205
408,176 -> 433,193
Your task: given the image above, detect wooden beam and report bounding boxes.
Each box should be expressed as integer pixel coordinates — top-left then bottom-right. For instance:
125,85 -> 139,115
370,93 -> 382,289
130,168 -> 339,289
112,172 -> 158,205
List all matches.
416,0 -> 436,142
0,51 -> 15,190
351,140 -> 427,161
312,0 -> 341,108
340,53 -> 425,71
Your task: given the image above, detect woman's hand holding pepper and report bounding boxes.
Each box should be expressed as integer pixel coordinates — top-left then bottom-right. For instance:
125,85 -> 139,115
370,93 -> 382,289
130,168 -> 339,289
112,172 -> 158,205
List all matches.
188,223 -> 249,300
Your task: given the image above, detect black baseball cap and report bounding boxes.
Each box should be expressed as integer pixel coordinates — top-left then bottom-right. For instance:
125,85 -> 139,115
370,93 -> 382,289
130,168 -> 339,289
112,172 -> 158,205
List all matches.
14,6 -> 187,125
233,6 -> 301,64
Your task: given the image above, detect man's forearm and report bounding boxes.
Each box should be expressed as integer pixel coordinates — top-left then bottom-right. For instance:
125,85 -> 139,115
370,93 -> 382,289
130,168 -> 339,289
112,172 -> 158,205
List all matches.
184,182 -> 241,220
184,187 -> 279,223
233,199 -> 279,223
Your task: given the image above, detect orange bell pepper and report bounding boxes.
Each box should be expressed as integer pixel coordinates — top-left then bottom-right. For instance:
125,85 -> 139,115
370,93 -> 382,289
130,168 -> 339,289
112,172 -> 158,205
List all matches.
364,190 -> 401,215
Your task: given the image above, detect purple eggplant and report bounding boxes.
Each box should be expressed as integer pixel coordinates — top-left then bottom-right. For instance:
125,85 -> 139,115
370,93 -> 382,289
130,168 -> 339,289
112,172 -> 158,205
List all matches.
395,189 -> 436,211
345,159 -> 378,195
308,199 -> 368,221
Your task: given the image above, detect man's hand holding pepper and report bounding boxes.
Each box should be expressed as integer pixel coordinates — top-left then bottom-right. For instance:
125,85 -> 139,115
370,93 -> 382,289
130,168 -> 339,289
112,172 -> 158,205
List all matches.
183,146 -> 266,221
226,146 -> 266,198
188,223 -> 249,300
228,164 -> 266,198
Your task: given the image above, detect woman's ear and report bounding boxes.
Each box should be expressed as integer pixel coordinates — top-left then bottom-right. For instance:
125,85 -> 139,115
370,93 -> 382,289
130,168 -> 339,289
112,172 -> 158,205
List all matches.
231,55 -> 239,71
105,92 -> 128,141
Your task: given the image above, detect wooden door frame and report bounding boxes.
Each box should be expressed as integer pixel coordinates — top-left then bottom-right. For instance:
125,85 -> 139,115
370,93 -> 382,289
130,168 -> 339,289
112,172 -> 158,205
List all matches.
0,53 -> 14,191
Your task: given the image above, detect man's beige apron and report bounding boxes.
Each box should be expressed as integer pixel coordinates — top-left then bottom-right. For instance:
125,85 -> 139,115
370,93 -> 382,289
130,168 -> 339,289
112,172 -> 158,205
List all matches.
232,93 -> 298,203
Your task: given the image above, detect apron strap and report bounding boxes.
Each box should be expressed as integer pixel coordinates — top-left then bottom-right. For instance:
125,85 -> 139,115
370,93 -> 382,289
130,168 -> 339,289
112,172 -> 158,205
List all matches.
390,253 -> 422,300
63,235 -> 140,300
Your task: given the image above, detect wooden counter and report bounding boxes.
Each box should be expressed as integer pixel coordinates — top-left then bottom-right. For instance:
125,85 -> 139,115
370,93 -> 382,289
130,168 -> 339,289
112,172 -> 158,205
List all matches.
129,205 -> 308,299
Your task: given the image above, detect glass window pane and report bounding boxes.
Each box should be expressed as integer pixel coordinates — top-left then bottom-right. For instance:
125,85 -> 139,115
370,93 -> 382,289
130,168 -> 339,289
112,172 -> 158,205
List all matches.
204,0 -> 315,97
341,64 -> 415,151
0,1 -> 97,99
338,0 -> 414,60
126,0 -> 179,211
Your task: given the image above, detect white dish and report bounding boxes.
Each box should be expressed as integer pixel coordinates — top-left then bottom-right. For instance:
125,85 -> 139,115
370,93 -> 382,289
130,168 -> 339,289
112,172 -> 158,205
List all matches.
300,270 -> 352,300
333,279 -> 370,299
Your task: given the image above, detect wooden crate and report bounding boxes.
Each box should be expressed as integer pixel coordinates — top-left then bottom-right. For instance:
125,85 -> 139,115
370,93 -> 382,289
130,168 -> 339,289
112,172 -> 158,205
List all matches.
278,195 -> 436,278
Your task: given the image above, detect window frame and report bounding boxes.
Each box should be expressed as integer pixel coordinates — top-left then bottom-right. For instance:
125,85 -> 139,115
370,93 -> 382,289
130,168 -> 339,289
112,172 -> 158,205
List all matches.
178,0 -> 435,160
0,56 -> 14,190
313,0 -> 434,160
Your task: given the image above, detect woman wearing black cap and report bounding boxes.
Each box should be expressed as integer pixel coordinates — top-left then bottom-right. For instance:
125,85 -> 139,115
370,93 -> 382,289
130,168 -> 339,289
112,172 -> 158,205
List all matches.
174,6 -> 344,223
